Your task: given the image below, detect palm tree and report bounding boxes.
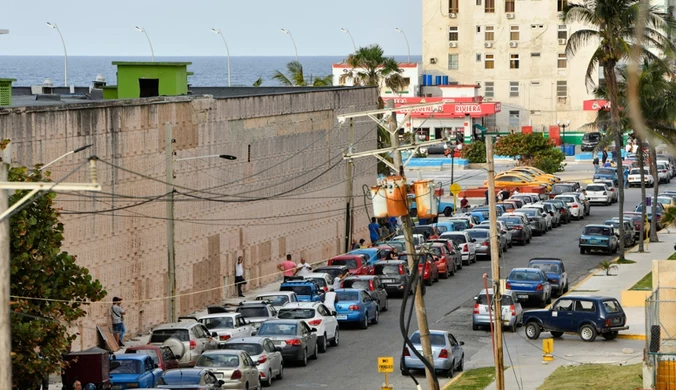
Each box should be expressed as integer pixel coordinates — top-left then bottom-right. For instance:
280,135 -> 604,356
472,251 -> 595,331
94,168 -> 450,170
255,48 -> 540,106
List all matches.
272,61 -> 333,87
564,0 -> 674,260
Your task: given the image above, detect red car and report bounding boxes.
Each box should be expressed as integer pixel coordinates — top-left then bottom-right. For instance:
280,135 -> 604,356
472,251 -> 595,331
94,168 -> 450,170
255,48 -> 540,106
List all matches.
327,254 -> 373,275
398,253 -> 439,286
124,345 -> 181,371
422,243 -> 454,278
427,238 -> 463,272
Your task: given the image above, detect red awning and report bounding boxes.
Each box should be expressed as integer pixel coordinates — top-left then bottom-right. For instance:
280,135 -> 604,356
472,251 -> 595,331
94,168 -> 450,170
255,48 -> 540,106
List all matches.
583,99 -> 610,111
385,97 -> 500,118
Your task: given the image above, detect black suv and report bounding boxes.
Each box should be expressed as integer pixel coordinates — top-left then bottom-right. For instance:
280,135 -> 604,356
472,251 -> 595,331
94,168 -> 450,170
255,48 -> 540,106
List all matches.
581,132 -> 602,151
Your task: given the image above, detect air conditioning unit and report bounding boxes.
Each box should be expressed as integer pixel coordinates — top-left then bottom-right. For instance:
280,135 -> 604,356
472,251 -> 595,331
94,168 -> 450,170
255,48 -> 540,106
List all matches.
558,38 -> 567,45
449,42 -> 458,48
449,12 -> 457,18
506,13 -> 515,19
484,42 -> 493,48
429,57 -> 438,64
509,41 -> 518,48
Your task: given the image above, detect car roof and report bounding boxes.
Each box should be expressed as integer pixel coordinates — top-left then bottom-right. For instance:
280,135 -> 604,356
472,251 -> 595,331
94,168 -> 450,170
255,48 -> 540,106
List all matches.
226,336 -> 269,344
344,275 -> 376,280
509,267 -> 542,273
528,258 -> 563,263
197,313 -> 241,320
115,354 -> 150,361
330,254 -> 365,260
478,288 -> 516,295
373,260 -> 407,265
335,288 -> 367,293
153,321 -> 202,330
260,319 -> 303,325
257,291 -> 296,297
305,272 -> 332,279
584,224 -> 612,228
201,349 -> 244,356
555,295 -> 617,301
278,302 -> 322,309
315,265 -> 348,269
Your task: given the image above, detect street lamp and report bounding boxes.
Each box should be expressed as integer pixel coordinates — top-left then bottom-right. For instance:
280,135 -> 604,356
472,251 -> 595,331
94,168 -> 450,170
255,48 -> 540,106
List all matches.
46,22 -> 68,87
340,28 -> 357,52
280,28 -> 299,62
39,144 -> 94,171
211,28 -> 232,87
557,120 -> 571,148
394,27 -> 411,63
135,26 -> 155,62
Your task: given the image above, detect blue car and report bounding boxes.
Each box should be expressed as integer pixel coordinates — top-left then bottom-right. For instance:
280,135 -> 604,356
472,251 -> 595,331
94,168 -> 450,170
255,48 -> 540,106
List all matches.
334,288 -> 379,329
592,167 -> 618,185
110,355 -> 163,389
432,221 -> 466,234
505,267 -> 552,308
579,224 -> 618,255
528,258 -> 568,297
403,330 -> 465,377
279,280 -> 324,302
157,368 -> 224,389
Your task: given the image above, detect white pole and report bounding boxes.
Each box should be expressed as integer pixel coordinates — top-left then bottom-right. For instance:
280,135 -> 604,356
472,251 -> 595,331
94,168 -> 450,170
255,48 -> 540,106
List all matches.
281,29 -> 299,62
136,27 -> 155,62
0,142 -> 11,390
211,29 -> 231,87
395,27 -> 411,63
341,28 -> 357,52
47,23 -> 68,87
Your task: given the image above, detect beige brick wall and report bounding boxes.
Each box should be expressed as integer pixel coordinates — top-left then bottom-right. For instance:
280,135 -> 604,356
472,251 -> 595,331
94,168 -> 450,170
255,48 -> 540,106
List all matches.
0,88 -> 378,350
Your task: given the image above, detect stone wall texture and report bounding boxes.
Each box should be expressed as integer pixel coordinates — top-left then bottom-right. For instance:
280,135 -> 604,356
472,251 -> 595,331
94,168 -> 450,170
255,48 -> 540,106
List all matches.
0,87 -> 378,350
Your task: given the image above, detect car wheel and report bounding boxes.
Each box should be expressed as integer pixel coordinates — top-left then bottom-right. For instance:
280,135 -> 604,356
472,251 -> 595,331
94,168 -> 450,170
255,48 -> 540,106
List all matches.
421,284 -> 426,296
551,331 -> 563,338
602,331 -> 619,341
457,355 -> 464,372
563,283 -> 569,293
330,328 -> 339,347
510,324 -> 517,333
580,247 -> 586,255
360,314 -> 369,329
441,266 -> 449,279
424,277 -> 433,286
472,321 -> 479,331
580,324 -> 597,342
444,207 -> 453,217
445,361 -> 455,378
521,239 -> 527,246
546,293 -> 552,304
300,349 -> 308,366
472,254 -> 477,263
383,299 -> 389,312
449,263 -> 456,276
319,334 -> 328,353
263,370 -> 273,387
310,342 -> 318,359
372,309 -> 379,325
525,322 -> 541,340
277,362 -> 284,379
401,369 -> 408,376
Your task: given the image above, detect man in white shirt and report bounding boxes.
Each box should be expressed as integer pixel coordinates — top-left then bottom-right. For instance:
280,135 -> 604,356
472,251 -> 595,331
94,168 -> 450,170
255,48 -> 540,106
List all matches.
235,256 -> 246,297
294,258 -> 312,276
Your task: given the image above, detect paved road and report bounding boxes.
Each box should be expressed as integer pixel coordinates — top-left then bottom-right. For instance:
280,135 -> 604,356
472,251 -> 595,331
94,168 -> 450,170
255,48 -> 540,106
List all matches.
273,172 -> 668,390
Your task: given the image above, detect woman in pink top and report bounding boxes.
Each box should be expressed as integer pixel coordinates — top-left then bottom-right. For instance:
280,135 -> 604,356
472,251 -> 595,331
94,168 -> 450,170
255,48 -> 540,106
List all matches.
277,254 -> 297,281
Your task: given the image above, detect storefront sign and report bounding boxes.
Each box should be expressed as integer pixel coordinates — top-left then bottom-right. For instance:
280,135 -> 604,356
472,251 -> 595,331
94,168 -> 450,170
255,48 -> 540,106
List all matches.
386,97 -> 501,118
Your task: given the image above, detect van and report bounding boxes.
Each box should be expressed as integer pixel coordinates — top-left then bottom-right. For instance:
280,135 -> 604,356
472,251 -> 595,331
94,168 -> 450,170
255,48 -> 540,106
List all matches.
581,132 -> 602,151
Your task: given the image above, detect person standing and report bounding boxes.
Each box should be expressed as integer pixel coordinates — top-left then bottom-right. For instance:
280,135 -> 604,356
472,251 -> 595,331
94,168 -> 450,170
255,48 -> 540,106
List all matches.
460,196 -> 469,213
294,257 -> 312,276
484,189 -> 489,205
624,166 -> 630,188
631,140 -> 639,154
602,149 -> 608,165
358,238 -> 367,248
501,188 -> 511,201
593,155 -> 600,173
235,256 -> 246,297
332,269 -> 348,291
277,254 -> 297,282
513,187 -> 520,195
111,297 -> 126,347
368,217 -> 380,244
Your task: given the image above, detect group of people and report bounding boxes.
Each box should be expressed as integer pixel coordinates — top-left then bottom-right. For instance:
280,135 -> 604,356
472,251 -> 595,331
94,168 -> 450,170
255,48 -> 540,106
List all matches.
592,149 -> 612,171
485,188 -> 517,205
592,148 -> 631,188
351,217 -> 399,249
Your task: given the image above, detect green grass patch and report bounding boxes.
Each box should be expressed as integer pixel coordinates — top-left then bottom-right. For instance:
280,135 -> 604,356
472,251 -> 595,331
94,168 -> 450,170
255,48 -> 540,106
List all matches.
629,251 -> 676,290
668,251 -> 676,260
616,259 -> 636,264
537,363 -> 642,390
445,366 -> 508,390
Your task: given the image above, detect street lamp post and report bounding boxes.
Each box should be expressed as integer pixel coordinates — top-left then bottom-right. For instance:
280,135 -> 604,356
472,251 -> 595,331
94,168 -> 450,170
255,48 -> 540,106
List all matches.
211,28 -> 231,87
394,27 -> 411,63
46,22 -> 68,87
280,28 -> 299,62
557,120 -> 571,148
135,26 -> 155,62
164,123 -> 236,322
39,144 -> 94,171
340,28 -> 357,52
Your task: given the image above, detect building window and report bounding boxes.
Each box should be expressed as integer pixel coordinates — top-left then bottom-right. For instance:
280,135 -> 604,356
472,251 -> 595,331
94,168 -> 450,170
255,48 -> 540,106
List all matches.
558,0 -> 567,12
449,26 -> 459,41
509,110 -> 520,127
509,81 -> 519,97
558,53 -> 567,68
448,54 -> 459,70
531,52 -> 541,57
510,26 -> 520,41
558,25 -> 568,40
485,0 -> 495,13
485,26 -> 495,41
505,0 -> 515,12
485,54 -> 495,69
485,81 -> 494,97
476,26 -> 481,33
484,115 -> 497,129
476,0 -> 482,5
449,0 -> 459,13
510,54 -> 520,69
557,80 -> 567,97
476,53 -> 482,62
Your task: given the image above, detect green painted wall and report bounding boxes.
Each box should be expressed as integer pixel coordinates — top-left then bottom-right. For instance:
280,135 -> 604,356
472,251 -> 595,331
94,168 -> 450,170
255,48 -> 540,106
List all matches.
102,86 -> 118,100
110,62 -> 191,99
0,78 -> 16,106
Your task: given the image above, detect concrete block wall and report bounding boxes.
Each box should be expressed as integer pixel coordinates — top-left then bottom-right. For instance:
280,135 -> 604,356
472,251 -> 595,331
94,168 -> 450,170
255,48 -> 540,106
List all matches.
0,88 -> 377,350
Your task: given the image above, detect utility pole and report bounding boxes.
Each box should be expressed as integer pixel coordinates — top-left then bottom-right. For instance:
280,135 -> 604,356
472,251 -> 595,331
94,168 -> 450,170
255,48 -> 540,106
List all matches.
165,123 -> 177,323
486,136 -> 505,389
344,119 -> 355,253
387,100 -> 403,169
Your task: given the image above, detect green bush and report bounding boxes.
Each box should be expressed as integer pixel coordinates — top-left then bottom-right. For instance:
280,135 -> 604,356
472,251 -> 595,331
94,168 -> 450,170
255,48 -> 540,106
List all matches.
461,141 -> 486,163
494,133 -> 564,173
532,148 -> 566,173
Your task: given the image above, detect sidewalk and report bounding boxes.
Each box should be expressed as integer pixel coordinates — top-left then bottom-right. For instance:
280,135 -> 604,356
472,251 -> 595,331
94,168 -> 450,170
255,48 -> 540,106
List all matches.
474,234 -> 675,390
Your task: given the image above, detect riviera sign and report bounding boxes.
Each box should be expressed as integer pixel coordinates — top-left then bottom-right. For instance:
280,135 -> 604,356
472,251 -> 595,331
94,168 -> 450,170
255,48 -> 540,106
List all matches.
454,104 -> 482,114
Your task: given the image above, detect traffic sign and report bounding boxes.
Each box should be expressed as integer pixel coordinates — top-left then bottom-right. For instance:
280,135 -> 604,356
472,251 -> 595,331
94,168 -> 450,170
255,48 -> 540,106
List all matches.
450,183 -> 462,196
378,356 -> 394,373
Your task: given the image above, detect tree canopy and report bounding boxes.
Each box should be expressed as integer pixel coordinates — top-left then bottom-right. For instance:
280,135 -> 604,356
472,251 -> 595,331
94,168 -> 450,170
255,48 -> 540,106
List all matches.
494,133 -> 565,173
272,61 -> 333,87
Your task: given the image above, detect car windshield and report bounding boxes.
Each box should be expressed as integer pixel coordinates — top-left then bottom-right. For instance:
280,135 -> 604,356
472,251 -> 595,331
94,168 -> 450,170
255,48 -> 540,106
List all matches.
605,221 -> 620,228
306,277 -> 328,287
375,264 -> 401,275
223,343 -> 263,356
519,209 -> 538,217
410,333 -> 447,346
635,203 -> 663,213
342,280 -> 370,290
330,259 -> 358,269
110,360 -> 142,374
200,317 -> 234,330
336,291 -> 359,301
237,307 -> 269,318
258,323 -> 297,336
556,196 -> 574,203
426,247 -> 442,256
529,262 -> 561,273
584,133 -> 600,141
256,295 -> 289,306
467,230 -> 489,239
552,185 -> 574,194
125,349 -> 159,365
440,234 -> 466,244
499,217 -> 522,226
448,220 -> 470,230
314,268 -> 344,278
508,270 -> 542,281
630,169 -> 649,175
278,309 -> 316,320
280,285 -> 313,296
476,294 -> 515,305
196,354 -> 240,368
150,329 -> 189,343
597,169 -> 614,175
603,300 -> 622,313
586,185 -> 606,191
583,226 -> 612,236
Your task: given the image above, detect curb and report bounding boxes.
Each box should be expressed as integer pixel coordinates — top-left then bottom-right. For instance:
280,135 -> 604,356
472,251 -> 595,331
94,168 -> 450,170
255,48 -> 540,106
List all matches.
617,334 -> 646,340
441,372 -> 465,390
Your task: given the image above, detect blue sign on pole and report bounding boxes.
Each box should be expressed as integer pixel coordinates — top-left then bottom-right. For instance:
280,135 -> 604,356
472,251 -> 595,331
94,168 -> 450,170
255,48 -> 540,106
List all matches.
646,197 -> 652,207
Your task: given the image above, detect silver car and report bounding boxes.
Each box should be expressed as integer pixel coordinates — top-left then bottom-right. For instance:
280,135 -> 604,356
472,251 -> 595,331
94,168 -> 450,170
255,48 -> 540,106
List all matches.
223,337 -> 284,387
403,330 -> 465,378
471,289 -> 523,332
236,301 -> 278,330
148,319 -> 219,367
464,229 -> 500,259
194,349 -> 260,390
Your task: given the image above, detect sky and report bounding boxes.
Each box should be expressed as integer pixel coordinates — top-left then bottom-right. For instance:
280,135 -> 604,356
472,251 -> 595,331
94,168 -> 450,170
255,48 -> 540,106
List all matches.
0,0 -> 422,56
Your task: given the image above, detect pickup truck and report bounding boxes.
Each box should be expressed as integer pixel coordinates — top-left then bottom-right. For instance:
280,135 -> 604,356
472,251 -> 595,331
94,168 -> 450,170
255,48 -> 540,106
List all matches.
124,345 -> 180,371
505,267 -> 552,308
110,355 -> 163,389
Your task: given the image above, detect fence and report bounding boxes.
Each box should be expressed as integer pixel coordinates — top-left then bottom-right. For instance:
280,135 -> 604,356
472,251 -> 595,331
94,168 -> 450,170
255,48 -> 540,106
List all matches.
646,287 -> 676,389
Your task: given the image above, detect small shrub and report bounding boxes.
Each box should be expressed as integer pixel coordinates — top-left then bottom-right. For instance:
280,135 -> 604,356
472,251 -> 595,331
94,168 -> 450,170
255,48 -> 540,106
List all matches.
532,148 -> 566,173
462,141 -> 486,163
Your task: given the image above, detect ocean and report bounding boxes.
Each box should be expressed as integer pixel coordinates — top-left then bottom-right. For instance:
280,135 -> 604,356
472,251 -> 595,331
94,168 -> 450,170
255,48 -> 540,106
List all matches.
0,55 -> 422,87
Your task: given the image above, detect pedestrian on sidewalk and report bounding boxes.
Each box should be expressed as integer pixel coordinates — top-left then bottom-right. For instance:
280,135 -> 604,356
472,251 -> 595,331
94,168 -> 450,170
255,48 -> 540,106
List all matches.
294,257 -> 312,276
277,254 -> 296,282
358,238 -> 367,248
623,167 -> 630,188
111,297 -> 126,347
602,149 -> 608,165
368,217 -> 380,244
460,196 -> 469,213
484,189 -> 489,205
593,155 -> 599,173
501,188 -> 511,201
235,256 -> 247,297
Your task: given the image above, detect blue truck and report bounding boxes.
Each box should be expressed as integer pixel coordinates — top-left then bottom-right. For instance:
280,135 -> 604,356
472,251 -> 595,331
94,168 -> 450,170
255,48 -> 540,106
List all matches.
110,354 -> 163,389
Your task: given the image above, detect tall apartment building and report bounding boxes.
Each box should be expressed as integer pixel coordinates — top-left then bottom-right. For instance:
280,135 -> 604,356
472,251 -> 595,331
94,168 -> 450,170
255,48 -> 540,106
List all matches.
422,0 -> 600,133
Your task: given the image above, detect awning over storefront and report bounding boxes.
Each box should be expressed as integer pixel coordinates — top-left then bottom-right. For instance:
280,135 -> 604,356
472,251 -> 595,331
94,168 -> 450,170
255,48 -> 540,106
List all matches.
385,97 -> 501,118
583,99 -> 610,111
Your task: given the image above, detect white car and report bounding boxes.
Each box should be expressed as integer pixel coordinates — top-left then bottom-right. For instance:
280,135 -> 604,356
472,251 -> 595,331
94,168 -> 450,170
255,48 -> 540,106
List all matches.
255,292 -> 299,309
554,194 -> 584,220
522,204 -> 552,230
478,220 -> 513,246
439,231 -> 477,265
222,337 -> 284,387
276,302 -> 339,353
585,183 -> 612,205
656,162 -> 671,184
392,234 -> 425,246
657,159 -> 674,179
593,179 -> 618,203
302,273 -> 335,293
627,168 -> 655,187
197,313 -> 256,346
